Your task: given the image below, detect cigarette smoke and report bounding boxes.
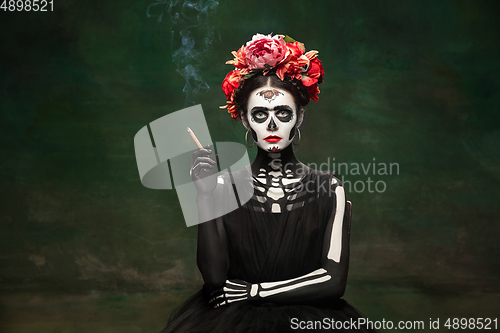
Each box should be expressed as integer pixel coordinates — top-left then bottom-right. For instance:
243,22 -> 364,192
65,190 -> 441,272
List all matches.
147,0 -> 219,106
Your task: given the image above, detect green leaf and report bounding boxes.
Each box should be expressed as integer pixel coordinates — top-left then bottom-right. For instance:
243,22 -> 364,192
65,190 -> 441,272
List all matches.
244,73 -> 256,79
284,35 -> 296,43
264,64 -> 273,68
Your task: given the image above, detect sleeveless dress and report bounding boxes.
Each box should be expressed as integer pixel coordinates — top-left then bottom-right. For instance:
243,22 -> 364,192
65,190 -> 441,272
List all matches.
161,168 -> 377,332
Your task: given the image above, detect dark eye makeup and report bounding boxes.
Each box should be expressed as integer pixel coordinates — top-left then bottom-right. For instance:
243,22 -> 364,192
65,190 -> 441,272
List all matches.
275,109 -> 293,122
250,105 -> 294,124
251,109 -> 269,123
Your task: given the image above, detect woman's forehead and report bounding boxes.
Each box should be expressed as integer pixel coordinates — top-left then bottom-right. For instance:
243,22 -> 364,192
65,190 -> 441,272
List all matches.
248,86 -> 296,110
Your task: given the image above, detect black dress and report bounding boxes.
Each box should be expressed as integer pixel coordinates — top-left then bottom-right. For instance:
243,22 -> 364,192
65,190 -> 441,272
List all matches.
161,167 -> 377,332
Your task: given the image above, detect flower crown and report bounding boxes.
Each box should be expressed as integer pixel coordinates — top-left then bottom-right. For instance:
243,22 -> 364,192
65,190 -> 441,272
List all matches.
220,33 -> 325,119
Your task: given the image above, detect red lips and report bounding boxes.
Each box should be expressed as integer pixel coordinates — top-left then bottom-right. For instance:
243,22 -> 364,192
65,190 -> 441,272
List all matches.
264,135 -> 282,143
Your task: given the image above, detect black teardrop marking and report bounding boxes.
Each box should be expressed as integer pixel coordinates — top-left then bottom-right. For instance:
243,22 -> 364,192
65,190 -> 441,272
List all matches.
251,128 -> 258,142
289,126 -> 296,140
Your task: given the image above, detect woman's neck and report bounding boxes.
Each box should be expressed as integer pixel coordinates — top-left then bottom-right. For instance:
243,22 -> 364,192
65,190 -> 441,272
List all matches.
251,145 -> 304,177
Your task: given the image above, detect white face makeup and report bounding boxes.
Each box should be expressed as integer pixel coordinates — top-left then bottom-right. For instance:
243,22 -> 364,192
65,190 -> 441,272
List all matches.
246,85 -> 298,152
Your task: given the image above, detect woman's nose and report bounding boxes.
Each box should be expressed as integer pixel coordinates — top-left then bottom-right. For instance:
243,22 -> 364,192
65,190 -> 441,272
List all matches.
267,117 -> 278,131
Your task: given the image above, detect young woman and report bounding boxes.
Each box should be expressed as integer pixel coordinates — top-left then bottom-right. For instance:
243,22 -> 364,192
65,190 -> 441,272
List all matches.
161,33 -> 376,333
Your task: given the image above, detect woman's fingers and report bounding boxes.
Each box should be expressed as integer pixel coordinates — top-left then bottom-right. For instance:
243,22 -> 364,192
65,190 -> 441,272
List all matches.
192,146 -> 212,163
194,156 -> 217,167
212,299 -> 227,308
208,288 -> 227,308
192,155 -> 217,176
207,280 -> 250,308
191,162 -> 216,177
193,148 -> 212,158
190,145 -> 218,194
208,294 -> 225,307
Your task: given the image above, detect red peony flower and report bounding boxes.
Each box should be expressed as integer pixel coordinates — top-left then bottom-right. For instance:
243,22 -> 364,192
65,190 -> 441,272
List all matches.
222,70 -> 242,99
272,41 -> 307,81
286,41 -> 305,58
244,34 -> 287,70
307,83 -> 320,102
226,45 -> 247,69
276,58 -> 303,81
301,57 -> 324,87
308,57 -> 324,84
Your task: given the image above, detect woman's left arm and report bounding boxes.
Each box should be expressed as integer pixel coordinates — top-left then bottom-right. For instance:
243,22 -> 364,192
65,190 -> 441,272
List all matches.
210,179 -> 350,307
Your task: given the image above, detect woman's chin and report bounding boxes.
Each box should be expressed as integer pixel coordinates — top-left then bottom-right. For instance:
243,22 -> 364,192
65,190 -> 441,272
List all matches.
257,142 -> 289,153
267,146 -> 282,153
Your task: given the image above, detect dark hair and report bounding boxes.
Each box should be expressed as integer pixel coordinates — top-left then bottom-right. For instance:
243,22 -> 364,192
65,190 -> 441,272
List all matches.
233,71 -> 310,124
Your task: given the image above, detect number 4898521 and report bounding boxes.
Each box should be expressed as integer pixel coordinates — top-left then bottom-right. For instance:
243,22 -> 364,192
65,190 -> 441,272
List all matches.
444,318 -> 497,330
1,0 -> 53,11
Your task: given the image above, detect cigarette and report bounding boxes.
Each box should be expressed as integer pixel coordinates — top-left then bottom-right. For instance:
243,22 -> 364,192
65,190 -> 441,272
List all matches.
187,127 -> 204,149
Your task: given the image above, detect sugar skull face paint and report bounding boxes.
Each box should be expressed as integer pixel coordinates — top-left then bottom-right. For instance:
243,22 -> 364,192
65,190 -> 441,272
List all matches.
246,85 -> 297,152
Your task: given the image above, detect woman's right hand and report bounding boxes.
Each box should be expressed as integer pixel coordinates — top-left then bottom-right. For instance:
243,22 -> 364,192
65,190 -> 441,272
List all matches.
190,145 -> 218,196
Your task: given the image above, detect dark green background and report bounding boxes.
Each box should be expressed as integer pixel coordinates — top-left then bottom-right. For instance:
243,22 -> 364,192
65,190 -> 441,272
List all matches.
1,0 -> 499,332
